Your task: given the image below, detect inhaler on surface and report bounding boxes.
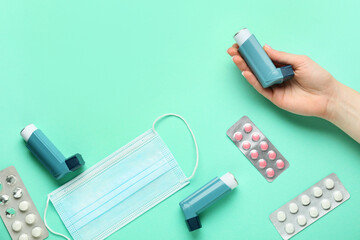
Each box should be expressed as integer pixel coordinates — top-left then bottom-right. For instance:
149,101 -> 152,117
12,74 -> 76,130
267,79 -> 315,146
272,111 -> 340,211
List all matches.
179,172 -> 238,231
234,28 -> 294,88
21,124 -> 85,180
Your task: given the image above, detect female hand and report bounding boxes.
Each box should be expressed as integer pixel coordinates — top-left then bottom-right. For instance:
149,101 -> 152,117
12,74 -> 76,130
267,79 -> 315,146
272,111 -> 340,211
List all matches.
227,44 -> 337,119
227,44 -> 360,143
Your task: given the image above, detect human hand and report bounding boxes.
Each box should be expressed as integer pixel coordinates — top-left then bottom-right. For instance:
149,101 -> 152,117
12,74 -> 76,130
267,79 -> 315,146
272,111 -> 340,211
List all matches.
227,44 -> 338,119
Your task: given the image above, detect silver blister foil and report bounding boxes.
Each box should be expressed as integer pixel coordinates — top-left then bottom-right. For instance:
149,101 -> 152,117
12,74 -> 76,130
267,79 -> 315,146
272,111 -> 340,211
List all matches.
0,166 -> 49,240
269,173 -> 350,239
227,116 -> 289,182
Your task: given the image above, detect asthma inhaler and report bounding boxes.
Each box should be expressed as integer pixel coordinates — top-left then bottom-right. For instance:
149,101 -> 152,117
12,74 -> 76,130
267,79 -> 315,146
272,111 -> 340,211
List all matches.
20,124 -> 85,180
179,172 -> 238,231
234,28 -> 294,88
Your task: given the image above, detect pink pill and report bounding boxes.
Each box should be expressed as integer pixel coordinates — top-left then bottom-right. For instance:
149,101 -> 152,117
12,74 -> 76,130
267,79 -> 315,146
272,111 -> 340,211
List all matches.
260,141 -> 268,151
276,160 -> 285,169
266,168 -> 275,178
268,151 -> 277,160
252,133 -> 260,142
244,124 -> 252,133
242,141 -> 251,150
250,150 -> 259,159
233,132 -> 243,141
258,159 -> 267,168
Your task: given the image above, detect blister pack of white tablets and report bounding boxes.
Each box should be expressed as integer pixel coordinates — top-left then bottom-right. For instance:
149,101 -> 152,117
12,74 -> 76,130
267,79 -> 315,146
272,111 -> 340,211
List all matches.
227,116 -> 289,182
0,166 -> 49,240
269,173 -> 350,240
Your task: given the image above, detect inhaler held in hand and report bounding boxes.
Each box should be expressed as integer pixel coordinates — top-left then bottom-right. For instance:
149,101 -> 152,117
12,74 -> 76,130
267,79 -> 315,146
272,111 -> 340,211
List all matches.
234,28 -> 294,88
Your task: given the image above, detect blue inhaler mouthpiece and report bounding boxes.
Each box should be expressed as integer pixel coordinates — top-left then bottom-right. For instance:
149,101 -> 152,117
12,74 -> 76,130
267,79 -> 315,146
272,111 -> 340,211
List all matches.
20,124 -> 85,180
234,28 -> 294,88
179,172 -> 238,231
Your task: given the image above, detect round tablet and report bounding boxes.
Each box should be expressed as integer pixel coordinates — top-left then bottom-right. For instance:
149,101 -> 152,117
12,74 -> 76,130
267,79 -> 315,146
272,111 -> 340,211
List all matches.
325,178 -> 335,190
5,208 -> 16,218
333,191 -> 343,202
19,201 -> 30,212
313,187 -> 322,198
258,159 -> 267,169
268,151 -> 276,160
19,234 -> 29,240
297,215 -> 307,226
6,175 -> 16,185
321,199 -> 331,210
13,188 -> 23,199
0,194 -> 9,205
32,227 -> 42,238
12,220 -> 22,232
252,133 -> 260,141
277,211 -> 286,222
25,214 -> 36,225
266,168 -> 275,178
260,141 -> 268,151
276,160 -> 284,169
289,203 -> 299,214
285,223 -> 295,234
242,141 -> 251,150
244,124 -> 252,133
250,150 -> 259,160
233,132 -> 243,141
309,207 -> 319,218
301,194 -> 311,206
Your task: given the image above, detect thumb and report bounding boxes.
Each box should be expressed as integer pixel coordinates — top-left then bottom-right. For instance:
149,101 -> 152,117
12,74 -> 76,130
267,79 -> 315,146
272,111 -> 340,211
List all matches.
264,44 -> 301,66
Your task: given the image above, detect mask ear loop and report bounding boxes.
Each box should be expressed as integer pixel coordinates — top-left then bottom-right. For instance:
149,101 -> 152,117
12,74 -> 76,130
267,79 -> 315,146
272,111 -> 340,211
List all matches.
44,195 -> 71,240
152,113 -> 199,182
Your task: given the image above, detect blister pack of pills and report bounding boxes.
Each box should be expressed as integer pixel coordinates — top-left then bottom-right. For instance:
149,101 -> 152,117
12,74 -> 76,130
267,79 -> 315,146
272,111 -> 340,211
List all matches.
227,116 -> 289,182
0,166 -> 49,240
269,173 -> 350,240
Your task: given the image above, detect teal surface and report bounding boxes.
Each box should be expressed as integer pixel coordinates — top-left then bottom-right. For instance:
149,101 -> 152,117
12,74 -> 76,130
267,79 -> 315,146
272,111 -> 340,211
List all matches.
1,0 -> 359,239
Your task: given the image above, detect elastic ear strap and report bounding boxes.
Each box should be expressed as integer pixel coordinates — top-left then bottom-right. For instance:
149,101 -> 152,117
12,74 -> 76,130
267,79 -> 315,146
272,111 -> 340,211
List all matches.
152,113 -> 199,182
44,195 -> 71,240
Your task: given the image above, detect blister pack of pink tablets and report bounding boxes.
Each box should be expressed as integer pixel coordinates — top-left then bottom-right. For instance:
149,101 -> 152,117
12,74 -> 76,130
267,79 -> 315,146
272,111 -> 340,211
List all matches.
269,173 -> 350,240
226,116 -> 289,182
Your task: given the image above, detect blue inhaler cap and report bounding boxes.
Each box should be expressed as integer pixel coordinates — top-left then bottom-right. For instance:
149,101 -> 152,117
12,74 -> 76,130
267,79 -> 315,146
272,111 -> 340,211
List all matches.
280,65 -> 294,81
20,124 -> 85,179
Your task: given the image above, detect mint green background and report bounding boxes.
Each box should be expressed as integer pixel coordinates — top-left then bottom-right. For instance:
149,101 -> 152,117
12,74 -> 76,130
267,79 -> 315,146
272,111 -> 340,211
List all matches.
1,0 -> 360,239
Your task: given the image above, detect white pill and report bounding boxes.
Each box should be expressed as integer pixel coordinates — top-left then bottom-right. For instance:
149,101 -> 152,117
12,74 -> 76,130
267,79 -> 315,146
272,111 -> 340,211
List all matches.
19,201 -> 30,212
12,220 -> 22,232
277,211 -> 286,222
325,178 -> 335,189
309,207 -> 319,218
32,227 -> 42,238
333,191 -> 343,202
321,199 -> 331,210
313,187 -> 323,197
285,223 -> 295,234
301,194 -> 311,206
19,234 -> 29,240
289,203 -> 299,214
297,215 -> 307,226
25,214 -> 36,225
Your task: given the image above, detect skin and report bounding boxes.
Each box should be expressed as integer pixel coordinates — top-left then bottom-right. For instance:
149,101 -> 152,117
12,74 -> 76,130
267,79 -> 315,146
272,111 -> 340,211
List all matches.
227,44 -> 360,143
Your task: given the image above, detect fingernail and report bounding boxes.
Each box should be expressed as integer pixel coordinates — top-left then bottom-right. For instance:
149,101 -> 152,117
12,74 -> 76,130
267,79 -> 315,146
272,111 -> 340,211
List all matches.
264,44 -> 271,49
241,71 -> 245,77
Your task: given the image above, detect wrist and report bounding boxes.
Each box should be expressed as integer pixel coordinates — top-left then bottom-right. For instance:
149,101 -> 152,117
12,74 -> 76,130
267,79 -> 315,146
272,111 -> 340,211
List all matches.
323,78 -> 343,122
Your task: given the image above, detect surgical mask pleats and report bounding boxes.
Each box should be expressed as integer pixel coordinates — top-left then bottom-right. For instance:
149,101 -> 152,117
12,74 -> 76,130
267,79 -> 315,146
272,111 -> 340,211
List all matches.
49,130 -> 188,240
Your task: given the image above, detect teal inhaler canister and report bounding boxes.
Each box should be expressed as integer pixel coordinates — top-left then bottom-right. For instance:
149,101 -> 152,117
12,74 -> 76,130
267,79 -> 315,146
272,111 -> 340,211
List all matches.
234,28 -> 294,88
20,124 -> 85,180
179,172 -> 238,231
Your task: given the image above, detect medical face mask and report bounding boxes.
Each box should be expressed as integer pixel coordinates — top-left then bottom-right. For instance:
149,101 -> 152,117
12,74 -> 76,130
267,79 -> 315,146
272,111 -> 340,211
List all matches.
44,114 -> 199,240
